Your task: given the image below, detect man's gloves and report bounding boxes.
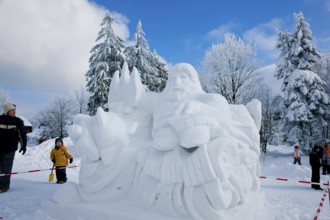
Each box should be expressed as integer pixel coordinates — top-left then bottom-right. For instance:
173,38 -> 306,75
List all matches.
19,146 -> 26,155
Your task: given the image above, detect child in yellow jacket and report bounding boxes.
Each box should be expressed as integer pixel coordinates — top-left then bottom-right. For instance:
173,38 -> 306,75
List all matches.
50,138 -> 73,184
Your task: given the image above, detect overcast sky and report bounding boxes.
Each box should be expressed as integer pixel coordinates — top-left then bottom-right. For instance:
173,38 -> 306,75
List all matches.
0,0 -> 329,119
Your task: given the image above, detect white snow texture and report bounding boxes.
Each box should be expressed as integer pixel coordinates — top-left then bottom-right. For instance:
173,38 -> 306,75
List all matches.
65,63 -> 263,220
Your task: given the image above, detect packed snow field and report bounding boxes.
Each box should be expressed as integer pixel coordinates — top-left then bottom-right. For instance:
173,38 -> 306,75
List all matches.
1,141 -> 329,220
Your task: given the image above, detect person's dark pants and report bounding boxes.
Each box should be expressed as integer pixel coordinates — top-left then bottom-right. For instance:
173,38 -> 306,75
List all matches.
311,166 -> 321,189
293,157 -> 301,165
322,161 -> 327,174
55,166 -> 67,182
0,152 -> 15,189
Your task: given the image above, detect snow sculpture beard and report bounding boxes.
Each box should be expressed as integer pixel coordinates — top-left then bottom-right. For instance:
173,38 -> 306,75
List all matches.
151,64 -> 205,151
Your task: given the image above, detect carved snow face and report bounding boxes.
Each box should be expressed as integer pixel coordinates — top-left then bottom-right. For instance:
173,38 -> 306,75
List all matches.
163,63 -> 203,102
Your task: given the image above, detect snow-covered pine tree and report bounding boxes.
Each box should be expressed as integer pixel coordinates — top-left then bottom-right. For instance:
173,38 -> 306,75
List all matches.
274,12 -> 328,151
274,31 -> 294,85
268,95 -> 286,146
315,53 -> 330,95
124,20 -> 168,92
148,50 -> 168,92
314,53 -> 330,139
85,12 -> 125,115
291,12 -> 321,71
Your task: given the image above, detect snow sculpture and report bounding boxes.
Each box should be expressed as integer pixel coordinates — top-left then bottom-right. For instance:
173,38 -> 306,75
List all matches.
67,62 -> 264,219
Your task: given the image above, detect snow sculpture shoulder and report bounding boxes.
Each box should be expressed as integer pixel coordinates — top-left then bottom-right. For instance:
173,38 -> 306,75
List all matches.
68,62 -> 263,219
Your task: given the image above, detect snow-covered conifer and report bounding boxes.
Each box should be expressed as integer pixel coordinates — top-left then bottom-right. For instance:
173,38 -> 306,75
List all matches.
274,31 -> 294,86
291,12 -> 321,71
274,12 -> 327,150
86,12 -> 125,115
124,20 -> 168,92
315,53 -> 330,94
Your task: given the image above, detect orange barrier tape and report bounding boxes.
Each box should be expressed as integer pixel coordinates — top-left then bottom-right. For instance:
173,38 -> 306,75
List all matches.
314,189 -> 329,220
260,175 -> 330,187
0,166 -> 78,177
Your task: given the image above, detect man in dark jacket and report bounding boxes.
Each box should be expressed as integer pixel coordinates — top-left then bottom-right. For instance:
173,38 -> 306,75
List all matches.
309,145 -> 322,190
0,103 -> 27,193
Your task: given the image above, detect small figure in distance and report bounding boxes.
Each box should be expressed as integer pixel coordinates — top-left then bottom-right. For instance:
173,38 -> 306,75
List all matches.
293,145 -> 302,165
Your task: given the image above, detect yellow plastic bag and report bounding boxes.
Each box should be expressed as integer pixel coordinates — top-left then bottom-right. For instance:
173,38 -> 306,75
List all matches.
49,166 -> 55,182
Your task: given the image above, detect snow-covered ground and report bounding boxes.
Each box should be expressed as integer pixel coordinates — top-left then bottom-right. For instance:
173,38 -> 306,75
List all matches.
1,140 -> 330,220
260,145 -> 330,220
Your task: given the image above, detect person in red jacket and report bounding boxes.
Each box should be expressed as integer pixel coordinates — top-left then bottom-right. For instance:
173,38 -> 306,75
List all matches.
293,145 -> 302,165
322,145 -> 330,175
50,138 -> 73,184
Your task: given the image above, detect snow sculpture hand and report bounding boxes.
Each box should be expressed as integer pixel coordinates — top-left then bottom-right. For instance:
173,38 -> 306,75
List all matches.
152,125 -> 180,150
180,125 -> 210,148
169,113 -> 218,149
